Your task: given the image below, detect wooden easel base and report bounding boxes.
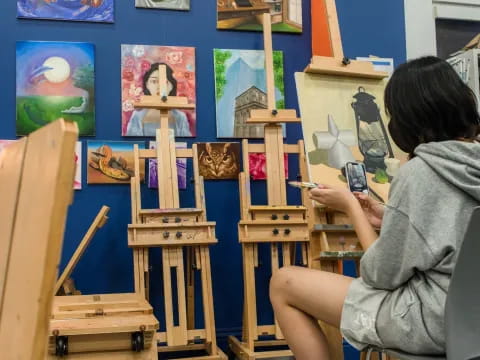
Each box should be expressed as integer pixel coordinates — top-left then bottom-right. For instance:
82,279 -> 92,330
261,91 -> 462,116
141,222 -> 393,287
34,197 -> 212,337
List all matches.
45,342 -> 158,359
157,343 -> 228,360
228,336 -> 293,360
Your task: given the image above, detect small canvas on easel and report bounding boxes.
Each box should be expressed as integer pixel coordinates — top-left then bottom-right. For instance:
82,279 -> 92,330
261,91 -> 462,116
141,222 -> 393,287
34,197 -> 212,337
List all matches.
249,153 -> 288,180
87,141 -> 145,184
148,141 -> 187,189
295,72 -> 407,193
214,49 -> 285,138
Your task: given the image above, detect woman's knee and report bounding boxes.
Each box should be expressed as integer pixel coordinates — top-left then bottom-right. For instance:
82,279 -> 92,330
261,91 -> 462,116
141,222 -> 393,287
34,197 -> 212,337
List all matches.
269,266 -> 301,303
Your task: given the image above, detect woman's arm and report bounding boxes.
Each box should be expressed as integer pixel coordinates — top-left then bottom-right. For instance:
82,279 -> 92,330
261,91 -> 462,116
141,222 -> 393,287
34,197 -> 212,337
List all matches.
309,185 -> 378,250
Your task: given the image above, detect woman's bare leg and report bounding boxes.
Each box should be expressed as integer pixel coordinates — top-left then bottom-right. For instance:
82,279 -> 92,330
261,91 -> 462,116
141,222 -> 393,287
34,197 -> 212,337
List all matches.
269,266 -> 353,360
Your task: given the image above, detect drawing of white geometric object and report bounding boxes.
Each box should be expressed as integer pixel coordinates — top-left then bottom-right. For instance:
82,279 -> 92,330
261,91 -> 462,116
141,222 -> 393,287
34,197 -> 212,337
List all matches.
313,115 -> 357,169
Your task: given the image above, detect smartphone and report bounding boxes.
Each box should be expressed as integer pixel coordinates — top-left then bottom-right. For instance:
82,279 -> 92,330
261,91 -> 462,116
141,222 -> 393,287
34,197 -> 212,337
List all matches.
345,162 -> 369,194
288,181 -> 319,189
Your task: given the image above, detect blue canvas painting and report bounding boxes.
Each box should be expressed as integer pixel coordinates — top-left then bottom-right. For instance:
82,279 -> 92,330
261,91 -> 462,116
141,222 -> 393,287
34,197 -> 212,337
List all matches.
214,49 -> 285,138
17,0 -> 114,23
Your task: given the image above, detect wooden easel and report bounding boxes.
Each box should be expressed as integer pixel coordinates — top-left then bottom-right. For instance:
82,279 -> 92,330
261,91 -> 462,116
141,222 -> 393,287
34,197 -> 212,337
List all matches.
227,13 -> 312,360
0,119 -> 78,360
129,65 -> 226,359
304,1 -> 391,359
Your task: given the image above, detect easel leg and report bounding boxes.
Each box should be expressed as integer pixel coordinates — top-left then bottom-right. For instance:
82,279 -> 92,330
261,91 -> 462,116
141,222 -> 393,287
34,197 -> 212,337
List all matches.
271,243 -> 284,340
200,247 -> 218,355
243,244 -> 257,351
187,247 -> 195,330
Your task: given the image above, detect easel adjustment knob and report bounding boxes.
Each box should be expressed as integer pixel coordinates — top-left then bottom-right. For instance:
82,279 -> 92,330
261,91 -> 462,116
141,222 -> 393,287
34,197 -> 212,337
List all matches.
342,57 -> 351,65
271,214 -> 278,220
176,231 -> 183,239
272,228 -> 280,235
162,218 -> 169,223
163,232 -> 170,239
161,95 -> 168,102
175,217 -> 181,223
284,229 -> 291,235
271,109 -> 278,116
283,214 -> 290,220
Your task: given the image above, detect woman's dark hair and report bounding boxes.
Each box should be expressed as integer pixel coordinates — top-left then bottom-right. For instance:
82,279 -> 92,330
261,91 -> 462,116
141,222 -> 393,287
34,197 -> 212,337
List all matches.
142,62 -> 177,96
385,56 -> 480,157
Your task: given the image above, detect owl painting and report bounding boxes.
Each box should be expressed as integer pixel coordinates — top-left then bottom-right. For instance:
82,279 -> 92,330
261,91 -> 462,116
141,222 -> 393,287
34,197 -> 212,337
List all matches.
197,142 -> 240,180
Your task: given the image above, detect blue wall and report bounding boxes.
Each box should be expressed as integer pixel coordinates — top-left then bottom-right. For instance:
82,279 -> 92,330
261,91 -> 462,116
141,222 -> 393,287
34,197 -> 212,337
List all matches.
0,0 -> 405,357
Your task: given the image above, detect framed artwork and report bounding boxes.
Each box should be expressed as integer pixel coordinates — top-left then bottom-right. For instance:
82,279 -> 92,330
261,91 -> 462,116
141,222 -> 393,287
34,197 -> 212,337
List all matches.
249,153 -> 288,180
197,142 -> 241,180
295,72 -> 407,200
214,49 -> 285,138
74,141 -> 82,190
87,141 -> 145,184
148,141 -> 187,189
135,0 -> 189,10
121,45 -> 196,137
217,0 -> 302,34
16,41 -> 95,136
17,0 -> 114,23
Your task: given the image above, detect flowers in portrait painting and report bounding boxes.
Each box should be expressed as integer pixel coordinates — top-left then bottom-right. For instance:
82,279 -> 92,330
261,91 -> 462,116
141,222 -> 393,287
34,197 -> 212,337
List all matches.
166,51 -> 183,65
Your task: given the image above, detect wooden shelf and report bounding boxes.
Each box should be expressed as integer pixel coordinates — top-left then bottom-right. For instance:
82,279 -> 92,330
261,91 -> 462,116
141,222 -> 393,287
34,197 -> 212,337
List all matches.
305,56 -> 389,79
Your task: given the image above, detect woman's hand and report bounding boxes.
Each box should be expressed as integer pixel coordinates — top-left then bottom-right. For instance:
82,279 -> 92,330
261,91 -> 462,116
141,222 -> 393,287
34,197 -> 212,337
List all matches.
353,192 -> 385,229
309,184 -> 357,215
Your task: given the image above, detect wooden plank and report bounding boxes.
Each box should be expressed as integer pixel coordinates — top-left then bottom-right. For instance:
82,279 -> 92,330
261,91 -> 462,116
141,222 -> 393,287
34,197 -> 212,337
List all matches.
0,139 -> 27,312
138,148 -> 193,159
247,143 -> 301,154
264,125 -> 285,206
324,0 -> 344,59
262,13 -> 276,110
243,244 -> 257,349
45,344 -> 158,360
247,109 -> 300,124
200,247 -> 218,354
135,95 -> 195,111
55,206 -> 110,294
306,56 -> 388,79
0,119 -> 78,360
271,243 -> 283,339
162,248 -> 175,346
175,247 -> 188,345
187,248 -> 195,329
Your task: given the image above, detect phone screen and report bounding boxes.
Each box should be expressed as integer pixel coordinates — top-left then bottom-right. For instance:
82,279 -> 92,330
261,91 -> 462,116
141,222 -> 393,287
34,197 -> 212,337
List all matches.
345,162 -> 369,194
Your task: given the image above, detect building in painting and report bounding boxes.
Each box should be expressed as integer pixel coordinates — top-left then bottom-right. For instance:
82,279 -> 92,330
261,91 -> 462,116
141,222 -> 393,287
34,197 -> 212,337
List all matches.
234,86 -> 267,138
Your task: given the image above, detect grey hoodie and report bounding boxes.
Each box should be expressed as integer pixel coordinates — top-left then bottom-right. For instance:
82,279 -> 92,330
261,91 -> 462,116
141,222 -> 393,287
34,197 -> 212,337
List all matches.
340,141 -> 480,354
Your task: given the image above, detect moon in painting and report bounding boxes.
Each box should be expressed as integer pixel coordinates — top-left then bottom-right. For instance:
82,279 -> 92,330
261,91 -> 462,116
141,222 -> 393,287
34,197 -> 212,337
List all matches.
43,57 -> 71,83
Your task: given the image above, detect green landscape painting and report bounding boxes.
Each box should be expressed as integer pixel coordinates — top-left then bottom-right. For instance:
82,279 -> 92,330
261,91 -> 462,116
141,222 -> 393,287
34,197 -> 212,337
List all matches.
16,41 -> 95,136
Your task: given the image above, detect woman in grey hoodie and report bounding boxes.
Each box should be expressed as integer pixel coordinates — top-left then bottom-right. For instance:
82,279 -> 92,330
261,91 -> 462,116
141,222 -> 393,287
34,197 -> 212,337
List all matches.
269,56 -> 480,359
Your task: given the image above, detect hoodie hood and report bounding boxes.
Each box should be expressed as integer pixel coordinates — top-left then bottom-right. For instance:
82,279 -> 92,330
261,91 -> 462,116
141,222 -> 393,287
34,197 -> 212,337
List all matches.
414,141 -> 480,201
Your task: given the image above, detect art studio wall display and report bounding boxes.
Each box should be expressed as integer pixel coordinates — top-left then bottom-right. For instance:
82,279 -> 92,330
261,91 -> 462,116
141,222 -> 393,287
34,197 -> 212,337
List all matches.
197,142 -> 241,180
249,153 -> 288,180
17,0 -> 114,23
122,45 -> 196,137
74,141 -> 82,190
148,141 -> 187,189
87,141 -> 145,184
16,41 -> 95,136
135,0 -> 189,10
295,72 -> 407,197
214,49 -> 285,138
217,0 -> 302,34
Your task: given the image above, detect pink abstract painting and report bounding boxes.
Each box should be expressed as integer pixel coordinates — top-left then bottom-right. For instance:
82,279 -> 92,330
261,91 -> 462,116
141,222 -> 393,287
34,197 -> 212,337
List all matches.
249,153 -> 288,180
